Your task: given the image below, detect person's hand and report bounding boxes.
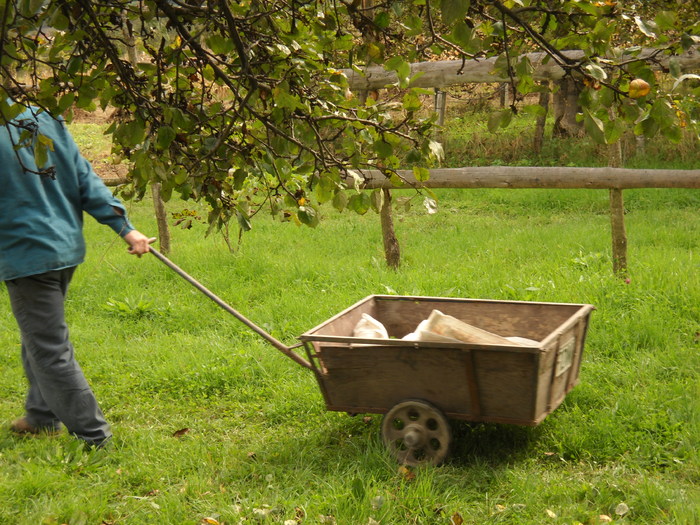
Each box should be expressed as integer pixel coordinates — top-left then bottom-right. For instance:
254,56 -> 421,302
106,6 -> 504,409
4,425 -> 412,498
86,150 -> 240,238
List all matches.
123,230 -> 156,257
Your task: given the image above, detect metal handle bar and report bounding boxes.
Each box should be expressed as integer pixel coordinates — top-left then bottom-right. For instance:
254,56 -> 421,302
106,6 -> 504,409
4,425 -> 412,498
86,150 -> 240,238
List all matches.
149,247 -> 313,370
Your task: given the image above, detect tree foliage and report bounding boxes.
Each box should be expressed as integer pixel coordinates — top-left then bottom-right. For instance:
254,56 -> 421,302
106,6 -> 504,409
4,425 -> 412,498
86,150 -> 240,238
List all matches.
1,0 -> 698,232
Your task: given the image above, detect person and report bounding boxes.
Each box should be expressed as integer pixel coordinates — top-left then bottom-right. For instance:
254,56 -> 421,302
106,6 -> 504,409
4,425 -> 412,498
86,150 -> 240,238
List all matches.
0,100 -> 152,448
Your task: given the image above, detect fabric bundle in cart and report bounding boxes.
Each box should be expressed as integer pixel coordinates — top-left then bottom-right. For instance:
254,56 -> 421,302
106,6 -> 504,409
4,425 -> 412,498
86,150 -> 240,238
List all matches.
353,309 -> 539,346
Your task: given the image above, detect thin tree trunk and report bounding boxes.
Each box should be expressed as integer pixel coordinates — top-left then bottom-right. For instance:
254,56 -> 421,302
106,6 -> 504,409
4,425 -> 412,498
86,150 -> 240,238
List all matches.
533,82 -> 550,154
608,130 -> 627,275
122,12 -> 171,254
609,189 -> 627,275
151,183 -> 171,254
380,188 -> 400,269
553,77 -> 584,137
359,0 -> 401,269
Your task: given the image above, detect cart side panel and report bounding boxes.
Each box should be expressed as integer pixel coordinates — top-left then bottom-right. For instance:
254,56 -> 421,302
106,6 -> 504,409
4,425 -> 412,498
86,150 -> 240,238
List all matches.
315,345 -> 474,416
533,310 -> 592,420
471,349 -> 538,422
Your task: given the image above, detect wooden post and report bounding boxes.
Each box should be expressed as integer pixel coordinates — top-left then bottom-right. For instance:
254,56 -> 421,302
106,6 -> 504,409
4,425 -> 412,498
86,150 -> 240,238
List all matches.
434,88 -> 447,148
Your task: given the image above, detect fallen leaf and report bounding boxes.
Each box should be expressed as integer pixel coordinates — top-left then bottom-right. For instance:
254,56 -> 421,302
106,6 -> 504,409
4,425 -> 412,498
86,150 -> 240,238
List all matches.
597,515 -> 613,523
247,451 -> 257,460
253,508 -> 272,518
368,518 -> 380,525
145,489 -> 159,497
450,512 -> 464,525
284,521 -> 297,525
546,509 -> 557,518
494,504 -> 506,513
172,428 -> 190,438
398,465 -> 416,481
201,518 -> 220,525
615,502 -> 630,516
319,515 -> 336,524
362,416 -> 373,424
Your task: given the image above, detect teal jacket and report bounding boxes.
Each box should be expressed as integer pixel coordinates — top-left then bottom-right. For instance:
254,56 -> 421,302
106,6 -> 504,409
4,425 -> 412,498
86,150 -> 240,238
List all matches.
0,105 -> 134,281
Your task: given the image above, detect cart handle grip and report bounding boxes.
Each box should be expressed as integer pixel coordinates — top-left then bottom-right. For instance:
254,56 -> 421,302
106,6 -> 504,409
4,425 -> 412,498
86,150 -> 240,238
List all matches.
149,247 -> 314,370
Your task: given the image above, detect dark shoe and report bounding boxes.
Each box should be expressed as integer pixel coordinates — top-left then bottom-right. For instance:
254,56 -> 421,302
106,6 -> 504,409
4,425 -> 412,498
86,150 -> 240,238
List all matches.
10,417 -> 61,436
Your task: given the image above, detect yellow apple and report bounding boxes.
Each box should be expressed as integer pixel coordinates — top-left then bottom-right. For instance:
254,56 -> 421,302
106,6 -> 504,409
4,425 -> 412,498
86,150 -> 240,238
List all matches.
628,78 -> 651,98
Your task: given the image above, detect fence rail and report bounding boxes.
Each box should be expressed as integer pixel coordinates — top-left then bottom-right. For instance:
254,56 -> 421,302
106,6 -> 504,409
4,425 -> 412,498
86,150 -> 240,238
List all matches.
351,167 -> 700,190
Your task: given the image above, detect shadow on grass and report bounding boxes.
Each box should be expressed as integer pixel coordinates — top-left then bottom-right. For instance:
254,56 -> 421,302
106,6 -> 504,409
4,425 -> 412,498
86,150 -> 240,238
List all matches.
446,420 -> 544,467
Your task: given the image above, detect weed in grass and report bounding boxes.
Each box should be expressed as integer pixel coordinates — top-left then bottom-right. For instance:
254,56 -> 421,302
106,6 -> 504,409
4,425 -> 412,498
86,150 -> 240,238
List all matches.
103,295 -> 168,319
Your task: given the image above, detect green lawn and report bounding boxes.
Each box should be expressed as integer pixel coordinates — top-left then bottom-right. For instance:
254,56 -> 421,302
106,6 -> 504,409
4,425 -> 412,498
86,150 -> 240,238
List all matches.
1,183 -> 697,524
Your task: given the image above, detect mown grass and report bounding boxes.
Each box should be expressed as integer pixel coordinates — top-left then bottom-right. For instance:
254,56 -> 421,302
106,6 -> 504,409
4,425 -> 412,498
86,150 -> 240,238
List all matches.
0,121 -> 698,524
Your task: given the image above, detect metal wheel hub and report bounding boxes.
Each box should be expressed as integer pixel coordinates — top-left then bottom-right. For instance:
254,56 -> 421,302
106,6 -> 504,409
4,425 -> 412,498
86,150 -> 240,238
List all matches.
381,399 -> 452,466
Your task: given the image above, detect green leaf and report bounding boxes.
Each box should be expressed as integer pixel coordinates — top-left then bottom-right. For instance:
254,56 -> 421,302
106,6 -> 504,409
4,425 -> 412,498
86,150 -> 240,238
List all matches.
487,110 -> 512,133
332,190 -> 348,212
374,11 -> 390,29
206,34 -> 234,55
654,11 -> 676,31
440,0 -> 469,25
348,192 -> 371,215
582,109 -> 606,144
237,211 -> 253,231
413,166 -> 430,182
373,139 -> 393,159
522,104 -> 547,117
451,22 -> 474,48
0,100 -> 26,121
402,91 -> 421,111
20,0 -> 45,17
34,141 -> 49,168
156,126 -> 177,150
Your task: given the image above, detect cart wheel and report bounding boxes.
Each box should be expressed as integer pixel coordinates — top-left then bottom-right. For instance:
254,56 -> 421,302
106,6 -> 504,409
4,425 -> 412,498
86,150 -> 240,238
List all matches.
381,400 -> 451,466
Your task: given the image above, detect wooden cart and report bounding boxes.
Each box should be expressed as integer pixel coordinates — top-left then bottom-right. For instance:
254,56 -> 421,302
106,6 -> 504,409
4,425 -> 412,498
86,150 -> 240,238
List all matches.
299,295 -> 594,465
151,250 -> 594,466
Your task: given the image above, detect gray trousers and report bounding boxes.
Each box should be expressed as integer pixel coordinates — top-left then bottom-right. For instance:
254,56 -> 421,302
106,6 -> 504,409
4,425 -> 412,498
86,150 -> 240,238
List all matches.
5,267 -> 111,445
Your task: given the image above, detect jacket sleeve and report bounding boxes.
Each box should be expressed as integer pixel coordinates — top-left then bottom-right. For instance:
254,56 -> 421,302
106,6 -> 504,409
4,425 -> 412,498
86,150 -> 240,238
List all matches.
61,122 -> 135,237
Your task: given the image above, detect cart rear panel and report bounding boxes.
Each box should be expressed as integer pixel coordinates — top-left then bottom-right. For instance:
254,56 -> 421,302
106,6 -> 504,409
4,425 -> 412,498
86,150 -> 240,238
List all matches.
300,295 -> 594,426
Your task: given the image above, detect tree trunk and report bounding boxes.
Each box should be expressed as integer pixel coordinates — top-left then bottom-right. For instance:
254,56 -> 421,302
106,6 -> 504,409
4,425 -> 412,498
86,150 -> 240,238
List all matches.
380,188 -> 400,269
609,189 -> 627,275
552,77 -> 584,137
151,183 -> 171,255
533,82 -> 550,154
608,134 -> 627,275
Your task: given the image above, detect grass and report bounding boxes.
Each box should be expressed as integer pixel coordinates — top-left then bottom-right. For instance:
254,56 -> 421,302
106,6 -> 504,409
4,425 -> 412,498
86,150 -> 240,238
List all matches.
0,120 -> 698,524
